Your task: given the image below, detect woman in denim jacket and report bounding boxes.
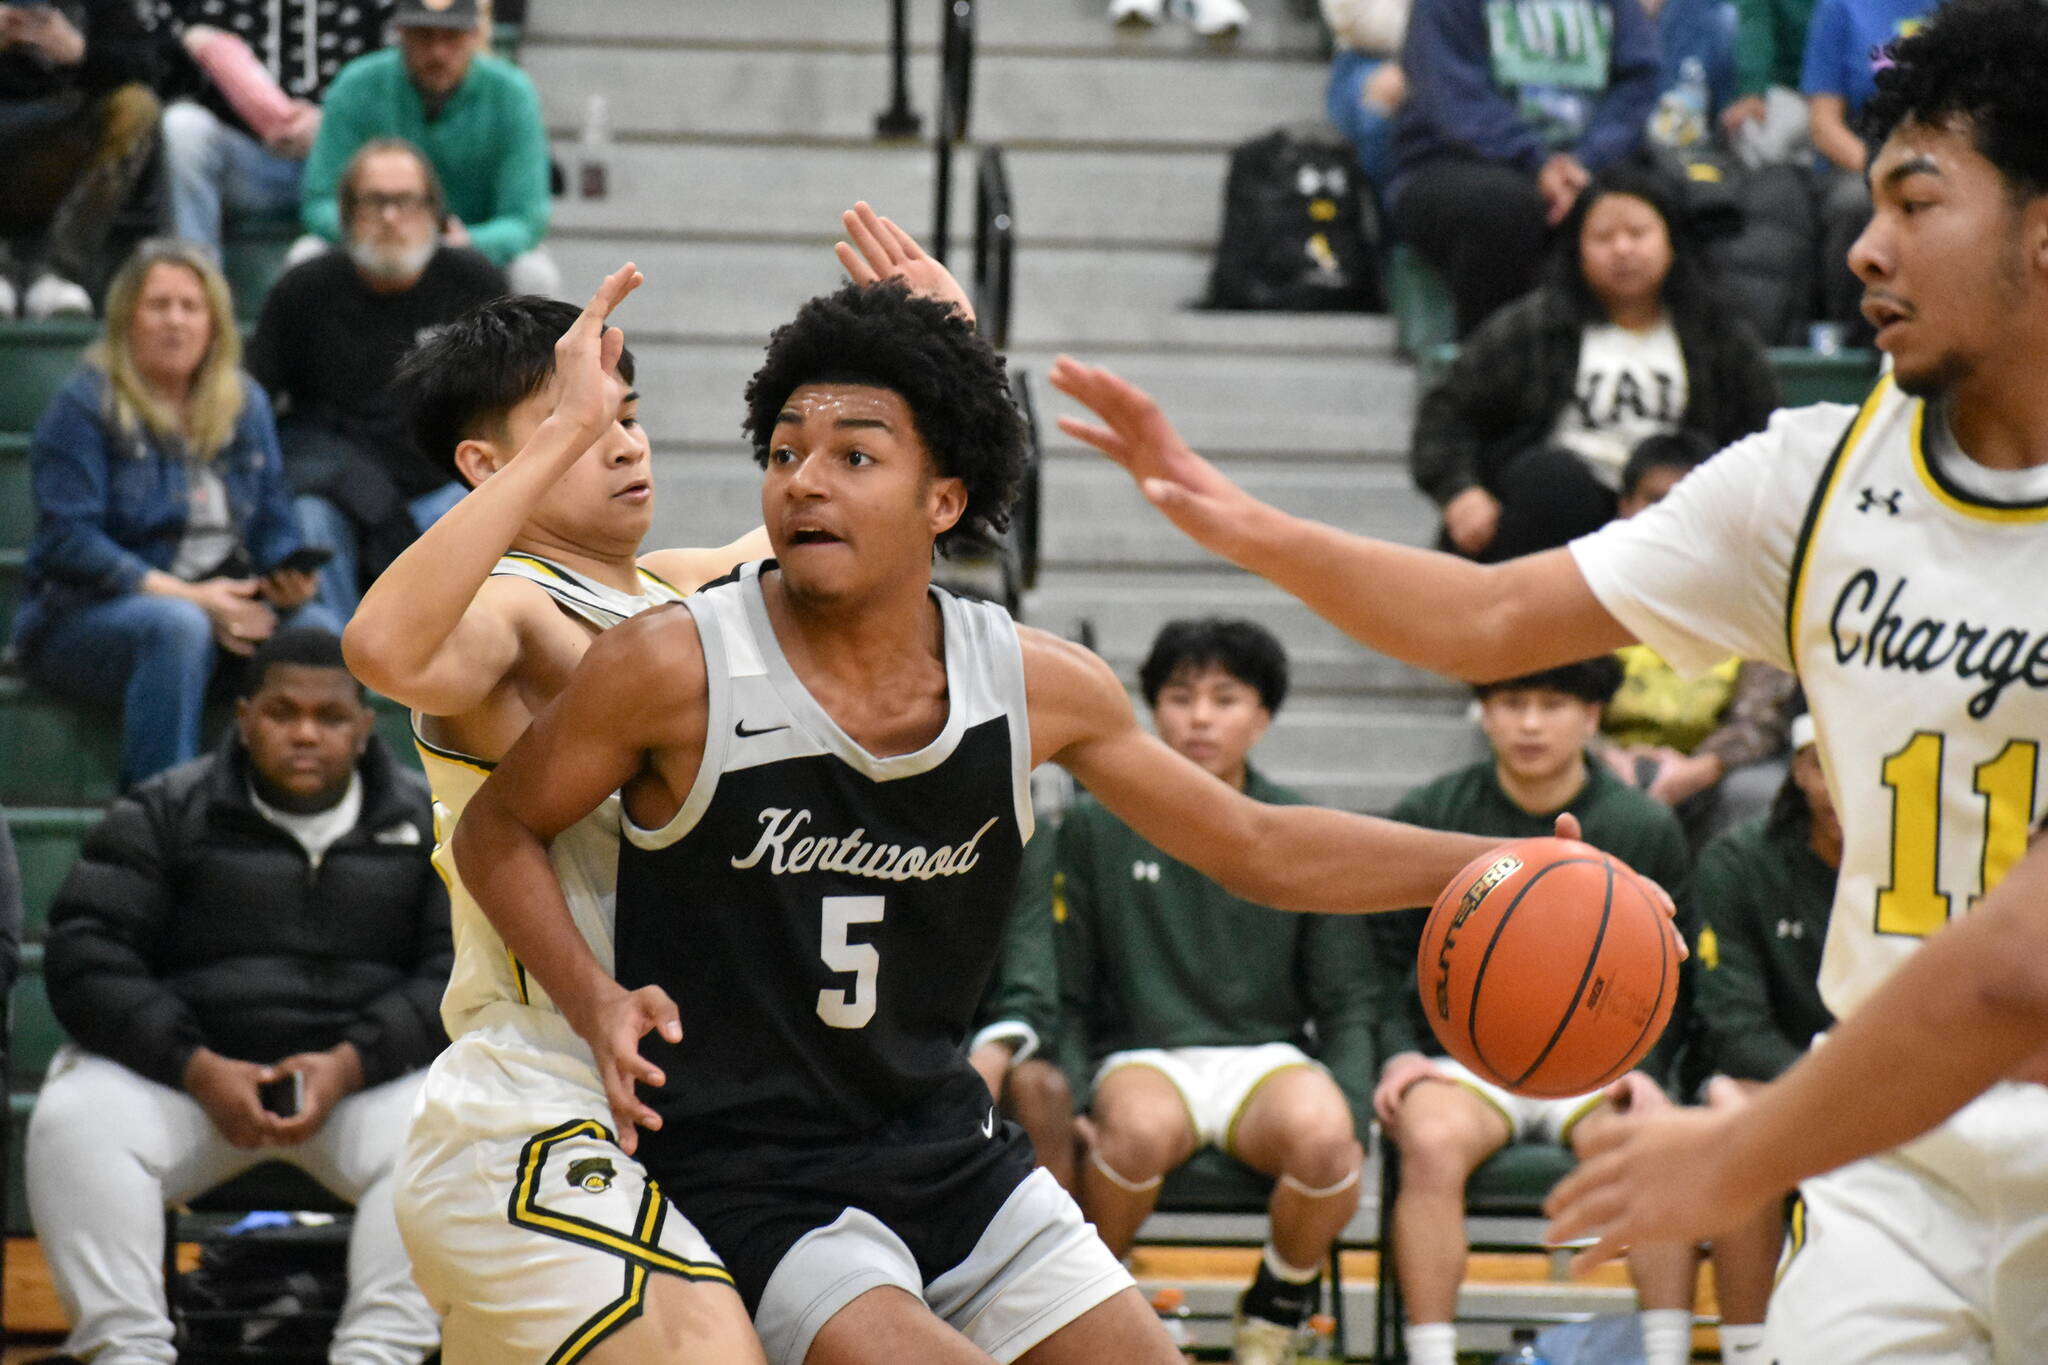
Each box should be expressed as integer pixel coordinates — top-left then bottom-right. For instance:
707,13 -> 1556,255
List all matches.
13,239 -> 341,786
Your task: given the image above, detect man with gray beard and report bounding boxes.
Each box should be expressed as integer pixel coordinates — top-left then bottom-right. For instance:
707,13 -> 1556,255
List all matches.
248,137 -> 506,618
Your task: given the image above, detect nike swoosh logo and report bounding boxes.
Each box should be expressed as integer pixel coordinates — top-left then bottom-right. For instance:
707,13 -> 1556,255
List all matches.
734,720 -> 791,739
981,1107 -> 996,1138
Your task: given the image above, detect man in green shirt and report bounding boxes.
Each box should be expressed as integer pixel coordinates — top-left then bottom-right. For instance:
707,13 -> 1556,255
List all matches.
1367,656 -> 1700,1365
1055,618 -> 1375,1365
1687,712 -> 1836,1360
297,0 -> 557,295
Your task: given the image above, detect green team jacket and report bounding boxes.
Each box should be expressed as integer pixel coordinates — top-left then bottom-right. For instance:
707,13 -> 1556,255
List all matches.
970,817 -> 1064,1063
1047,770 -> 1382,1133
1692,814 -> 1834,1082
302,49 -> 552,266
1367,759 -> 1697,1090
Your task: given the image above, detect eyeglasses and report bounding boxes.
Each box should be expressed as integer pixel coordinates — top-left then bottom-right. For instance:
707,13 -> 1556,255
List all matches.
353,192 -> 434,217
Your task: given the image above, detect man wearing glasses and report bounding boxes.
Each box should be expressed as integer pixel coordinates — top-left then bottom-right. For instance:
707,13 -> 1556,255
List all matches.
248,137 -> 507,619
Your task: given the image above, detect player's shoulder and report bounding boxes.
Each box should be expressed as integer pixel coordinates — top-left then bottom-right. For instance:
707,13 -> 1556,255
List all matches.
1704,399 -> 1866,483
1017,624 -> 1122,698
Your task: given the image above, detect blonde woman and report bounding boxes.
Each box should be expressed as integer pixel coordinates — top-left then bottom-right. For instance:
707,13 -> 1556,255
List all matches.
13,239 -> 340,787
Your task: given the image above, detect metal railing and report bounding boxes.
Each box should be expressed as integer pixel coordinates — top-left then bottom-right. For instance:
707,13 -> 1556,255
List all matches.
972,147 -> 1015,350
874,0 -> 923,137
1008,366 -> 1042,596
930,0 -> 976,266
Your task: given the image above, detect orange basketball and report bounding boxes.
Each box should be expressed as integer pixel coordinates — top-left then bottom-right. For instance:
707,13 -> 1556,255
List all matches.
1416,837 -> 1677,1098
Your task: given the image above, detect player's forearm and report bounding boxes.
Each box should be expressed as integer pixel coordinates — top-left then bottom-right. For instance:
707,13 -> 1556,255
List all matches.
1723,883 -> 2048,1193
452,793 -> 621,1033
1229,806 -> 1500,914
345,413 -> 596,697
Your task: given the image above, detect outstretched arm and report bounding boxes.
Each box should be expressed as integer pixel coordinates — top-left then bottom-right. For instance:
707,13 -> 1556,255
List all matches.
344,264 -> 644,714
453,610 -> 709,1152
1545,840 -> 2048,1265
1047,358 -> 1633,682
835,201 -> 975,324
1023,629 -> 1501,911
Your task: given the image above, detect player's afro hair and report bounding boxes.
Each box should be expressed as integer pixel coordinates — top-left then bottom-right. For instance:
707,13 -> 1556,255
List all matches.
395,295 -> 636,488
1139,617 -> 1291,717
1863,0 -> 2048,200
742,282 -> 1026,558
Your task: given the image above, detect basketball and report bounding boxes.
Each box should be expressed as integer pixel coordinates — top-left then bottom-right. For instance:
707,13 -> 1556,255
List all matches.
1416,837 -> 1677,1098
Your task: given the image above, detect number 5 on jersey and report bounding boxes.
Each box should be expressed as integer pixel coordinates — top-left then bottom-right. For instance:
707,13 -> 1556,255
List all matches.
1878,733 -> 2038,937
817,895 -> 885,1028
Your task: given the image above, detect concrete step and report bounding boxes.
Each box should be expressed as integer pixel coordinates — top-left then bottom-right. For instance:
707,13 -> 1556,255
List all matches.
550,233 -> 1393,356
530,0 -> 1328,58
529,44 -> 1325,148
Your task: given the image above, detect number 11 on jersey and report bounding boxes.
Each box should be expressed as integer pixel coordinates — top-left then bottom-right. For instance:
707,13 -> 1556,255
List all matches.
1877,733 -> 2038,937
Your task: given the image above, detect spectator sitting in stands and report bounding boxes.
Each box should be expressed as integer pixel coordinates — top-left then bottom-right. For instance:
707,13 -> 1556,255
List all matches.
11,239 -> 342,789
155,0 -> 396,257
1321,0 -> 1408,204
249,137 -> 506,619
1058,618 -> 1373,1365
1723,0 -> 1819,166
969,820 -> 1081,1195
26,627 -> 448,1365
1387,0 -> 1659,337
0,0 -> 160,318
1684,711 -> 1835,1361
1368,656 -> 1698,1365
1598,434 -> 1799,848
1801,0 -> 1930,341
1411,161 -> 1780,563
296,0 -> 556,297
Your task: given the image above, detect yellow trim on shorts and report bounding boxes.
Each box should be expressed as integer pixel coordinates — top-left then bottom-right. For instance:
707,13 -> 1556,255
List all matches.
507,1118 -> 733,1288
546,1186 -> 664,1364
1775,1193 -> 1808,1289
1097,1058 -> 1202,1146
1553,1092 -> 1609,1149
1220,1062 -> 1319,1159
1446,1075 -> 1519,1143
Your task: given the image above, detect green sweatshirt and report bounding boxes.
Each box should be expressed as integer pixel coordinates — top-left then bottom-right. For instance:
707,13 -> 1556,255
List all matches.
302,49 -> 551,266
1051,769 -> 1382,1132
971,819 -> 1064,1062
1735,0 -> 1819,96
1692,814 -> 1834,1082
1367,758 -> 1696,1088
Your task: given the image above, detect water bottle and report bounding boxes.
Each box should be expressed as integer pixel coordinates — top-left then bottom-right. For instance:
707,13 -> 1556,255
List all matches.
1507,1326 -> 1553,1364
1299,1311 -> 1340,1359
578,93 -> 611,201
1151,1287 -> 1196,1360
1651,55 -> 1710,149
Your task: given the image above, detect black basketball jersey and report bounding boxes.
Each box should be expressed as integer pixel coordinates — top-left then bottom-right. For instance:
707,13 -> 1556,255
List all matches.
614,561 -> 1034,1146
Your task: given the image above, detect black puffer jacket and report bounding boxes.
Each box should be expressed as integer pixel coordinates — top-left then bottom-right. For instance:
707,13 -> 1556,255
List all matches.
44,729 -> 451,1090
1409,285 -> 1782,506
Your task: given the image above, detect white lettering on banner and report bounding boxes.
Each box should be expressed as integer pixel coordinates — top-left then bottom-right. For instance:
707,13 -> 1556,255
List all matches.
731,807 -> 999,881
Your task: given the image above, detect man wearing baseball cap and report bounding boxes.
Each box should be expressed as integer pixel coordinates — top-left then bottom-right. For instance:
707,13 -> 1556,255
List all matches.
297,0 -> 559,295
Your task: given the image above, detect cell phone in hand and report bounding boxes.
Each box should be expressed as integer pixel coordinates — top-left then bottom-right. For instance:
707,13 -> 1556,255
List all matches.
275,545 -> 333,575
259,1072 -> 304,1117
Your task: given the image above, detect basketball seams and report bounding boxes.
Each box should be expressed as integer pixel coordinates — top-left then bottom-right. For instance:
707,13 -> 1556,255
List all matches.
1588,866 -> 1677,1093
1471,858 -> 1614,1091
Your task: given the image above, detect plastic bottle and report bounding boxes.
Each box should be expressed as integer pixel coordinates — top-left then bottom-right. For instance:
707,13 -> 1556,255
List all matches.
1507,1326 -> 1554,1364
578,93 -> 611,201
1651,55 -> 1710,149
1150,1287 -> 1196,1360
1299,1311 -> 1340,1359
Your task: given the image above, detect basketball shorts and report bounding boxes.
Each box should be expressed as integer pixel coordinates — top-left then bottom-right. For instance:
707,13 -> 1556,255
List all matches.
1093,1041 -> 1322,1153
396,1011 -> 732,1365
1766,1081 -> 2048,1364
642,1070 -> 1131,1365
1432,1058 -> 1607,1146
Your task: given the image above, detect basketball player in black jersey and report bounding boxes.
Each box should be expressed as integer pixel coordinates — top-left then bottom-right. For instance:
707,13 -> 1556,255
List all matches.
453,282 -> 1586,1364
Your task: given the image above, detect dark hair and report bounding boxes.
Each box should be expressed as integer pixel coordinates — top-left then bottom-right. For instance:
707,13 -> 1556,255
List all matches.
1473,655 -> 1624,705
1552,160 -> 1717,328
1138,617 -> 1290,716
742,282 -> 1026,557
242,627 -> 363,699
338,137 -> 446,225
1862,0 -> 2048,200
1620,429 -> 1715,500
395,295 -> 635,486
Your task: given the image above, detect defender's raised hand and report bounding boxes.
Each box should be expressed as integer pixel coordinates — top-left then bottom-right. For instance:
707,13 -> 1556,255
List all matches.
836,202 -> 975,324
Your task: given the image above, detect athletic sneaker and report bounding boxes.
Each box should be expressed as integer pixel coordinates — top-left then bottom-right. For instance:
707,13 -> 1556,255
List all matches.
24,272 -> 91,320
1187,0 -> 1250,35
1232,1311 -> 1301,1365
1110,0 -> 1166,25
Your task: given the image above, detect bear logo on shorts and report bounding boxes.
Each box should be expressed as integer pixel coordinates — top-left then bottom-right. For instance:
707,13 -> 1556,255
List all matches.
568,1157 -> 616,1193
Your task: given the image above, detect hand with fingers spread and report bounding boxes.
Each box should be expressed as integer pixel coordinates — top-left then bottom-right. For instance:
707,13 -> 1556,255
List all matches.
567,981 -> 683,1156
1047,356 -> 1270,565
835,201 -> 975,324
550,262 -> 645,444
1544,1100 -> 1769,1271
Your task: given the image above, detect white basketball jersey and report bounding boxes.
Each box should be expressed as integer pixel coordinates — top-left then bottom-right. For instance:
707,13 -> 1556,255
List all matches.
1575,376 -> 2048,1020
422,552 -> 690,1041
1784,377 -> 2048,1017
